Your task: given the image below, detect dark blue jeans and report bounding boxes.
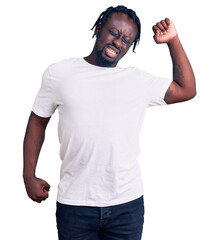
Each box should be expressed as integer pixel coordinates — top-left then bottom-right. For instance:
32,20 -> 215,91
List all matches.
56,196 -> 144,240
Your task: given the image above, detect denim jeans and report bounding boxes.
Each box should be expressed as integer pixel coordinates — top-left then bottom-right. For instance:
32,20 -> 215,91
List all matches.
56,196 -> 144,240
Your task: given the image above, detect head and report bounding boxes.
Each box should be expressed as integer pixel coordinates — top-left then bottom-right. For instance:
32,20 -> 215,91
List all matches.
89,5 -> 141,67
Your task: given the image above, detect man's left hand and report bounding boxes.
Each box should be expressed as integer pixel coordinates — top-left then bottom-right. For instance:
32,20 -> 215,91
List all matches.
152,18 -> 177,44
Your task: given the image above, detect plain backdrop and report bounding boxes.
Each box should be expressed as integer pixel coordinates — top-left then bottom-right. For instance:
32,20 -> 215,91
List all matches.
0,0 -> 218,239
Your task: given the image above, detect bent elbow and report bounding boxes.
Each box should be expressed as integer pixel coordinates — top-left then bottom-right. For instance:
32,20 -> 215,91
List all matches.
183,89 -> 197,102
179,88 -> 197,103
189,90 -> 197,100
191,87 -> 197,99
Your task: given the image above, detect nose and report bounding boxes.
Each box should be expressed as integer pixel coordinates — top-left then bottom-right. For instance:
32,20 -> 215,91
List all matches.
113,37 -> 122,49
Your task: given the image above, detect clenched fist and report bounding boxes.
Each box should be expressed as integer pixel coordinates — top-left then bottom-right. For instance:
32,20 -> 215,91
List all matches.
24,176 -> 50,203
152,18 -> 178,44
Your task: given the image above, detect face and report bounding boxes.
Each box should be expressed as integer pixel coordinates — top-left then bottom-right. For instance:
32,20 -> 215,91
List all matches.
94,12 -> 138,67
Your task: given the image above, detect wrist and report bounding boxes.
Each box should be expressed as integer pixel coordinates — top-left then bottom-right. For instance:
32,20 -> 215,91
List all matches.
23,172 -> 36,180
167,34 -> 180,47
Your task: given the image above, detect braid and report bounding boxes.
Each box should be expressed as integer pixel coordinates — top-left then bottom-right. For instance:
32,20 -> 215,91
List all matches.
91,5 -> 141,53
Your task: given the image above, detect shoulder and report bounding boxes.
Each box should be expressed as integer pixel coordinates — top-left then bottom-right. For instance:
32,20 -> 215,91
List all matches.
43,58 -> 82,81
48,58 -> 79,73
124,66 -> 158,82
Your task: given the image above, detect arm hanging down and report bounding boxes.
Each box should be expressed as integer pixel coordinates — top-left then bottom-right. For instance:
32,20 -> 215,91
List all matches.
23,111 -> 51,203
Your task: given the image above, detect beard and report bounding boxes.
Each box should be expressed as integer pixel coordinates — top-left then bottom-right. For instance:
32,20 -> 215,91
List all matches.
95,44 -> 120,67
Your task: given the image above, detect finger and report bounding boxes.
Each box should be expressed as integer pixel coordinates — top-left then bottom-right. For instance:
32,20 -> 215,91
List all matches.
36,195 -> 48,202
156,22 -> 166,32
161,20 -> 168,30
42,191 -> 49,198
34,197 -> 44,203
165,18 -> 171,25
33,194 -> 48,200
152,25 -> 161,34
35,198 -> 46,203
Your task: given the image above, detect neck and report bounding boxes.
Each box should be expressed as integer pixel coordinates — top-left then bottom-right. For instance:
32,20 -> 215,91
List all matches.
84,53 -> 97,66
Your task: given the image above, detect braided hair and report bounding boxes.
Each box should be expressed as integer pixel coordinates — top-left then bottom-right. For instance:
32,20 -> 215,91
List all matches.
91,5 -> 141,53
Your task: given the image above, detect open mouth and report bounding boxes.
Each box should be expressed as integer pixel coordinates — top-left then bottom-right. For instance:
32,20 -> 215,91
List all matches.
105,46 -> 119,58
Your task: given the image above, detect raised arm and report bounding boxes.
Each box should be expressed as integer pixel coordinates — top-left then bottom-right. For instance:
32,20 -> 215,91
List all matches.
152,18 -> 196,104
23,111 -> 51,203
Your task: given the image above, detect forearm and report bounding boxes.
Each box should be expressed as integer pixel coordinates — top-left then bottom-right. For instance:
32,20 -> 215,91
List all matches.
23,112 -> 51,202
168,36 -> 196,95
23,112 -> 50,179
23,129 -> 44,179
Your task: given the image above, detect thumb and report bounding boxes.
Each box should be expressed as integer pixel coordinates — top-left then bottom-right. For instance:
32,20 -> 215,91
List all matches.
41,180 -> 50,194
43,185 -> 50,194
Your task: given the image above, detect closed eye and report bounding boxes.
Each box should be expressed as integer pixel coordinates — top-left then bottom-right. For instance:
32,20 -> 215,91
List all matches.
108,28 -> 131,45
122,38 -> 131,45
109,30 -> 119,37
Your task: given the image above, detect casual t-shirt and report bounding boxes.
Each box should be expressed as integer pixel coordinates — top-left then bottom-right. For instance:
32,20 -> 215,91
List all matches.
32,57 -> 172,207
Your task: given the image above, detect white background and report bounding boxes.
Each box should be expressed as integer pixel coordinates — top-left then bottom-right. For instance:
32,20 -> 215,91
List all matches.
0,0 -> 218,239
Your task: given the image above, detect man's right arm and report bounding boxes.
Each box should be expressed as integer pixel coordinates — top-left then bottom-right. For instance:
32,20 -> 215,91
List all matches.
23,111 -> 51,203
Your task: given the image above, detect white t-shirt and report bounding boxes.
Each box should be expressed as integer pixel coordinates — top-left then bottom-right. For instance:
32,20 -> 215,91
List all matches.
32,57 -> 172,207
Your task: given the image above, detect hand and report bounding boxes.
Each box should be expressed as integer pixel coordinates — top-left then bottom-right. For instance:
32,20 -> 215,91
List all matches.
24,176 -> 50,203
152,18 -> 177,44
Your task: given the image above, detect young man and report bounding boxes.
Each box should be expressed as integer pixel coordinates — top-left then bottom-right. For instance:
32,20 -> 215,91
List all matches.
23,5 -> 196,240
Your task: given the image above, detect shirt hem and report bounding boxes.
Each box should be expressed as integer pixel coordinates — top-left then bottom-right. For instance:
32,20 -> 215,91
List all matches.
57,192 -> 144,207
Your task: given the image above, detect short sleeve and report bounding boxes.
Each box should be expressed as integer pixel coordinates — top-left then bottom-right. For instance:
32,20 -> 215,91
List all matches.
148,75 -> 172,107
32,66 -> 58,117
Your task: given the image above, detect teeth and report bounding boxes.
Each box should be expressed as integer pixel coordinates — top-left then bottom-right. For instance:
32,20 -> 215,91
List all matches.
108,48 -> 116,54
109,49 -> 115,54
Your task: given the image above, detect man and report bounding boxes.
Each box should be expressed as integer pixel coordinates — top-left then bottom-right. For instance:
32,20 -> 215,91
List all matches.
23,5 -> 196,240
